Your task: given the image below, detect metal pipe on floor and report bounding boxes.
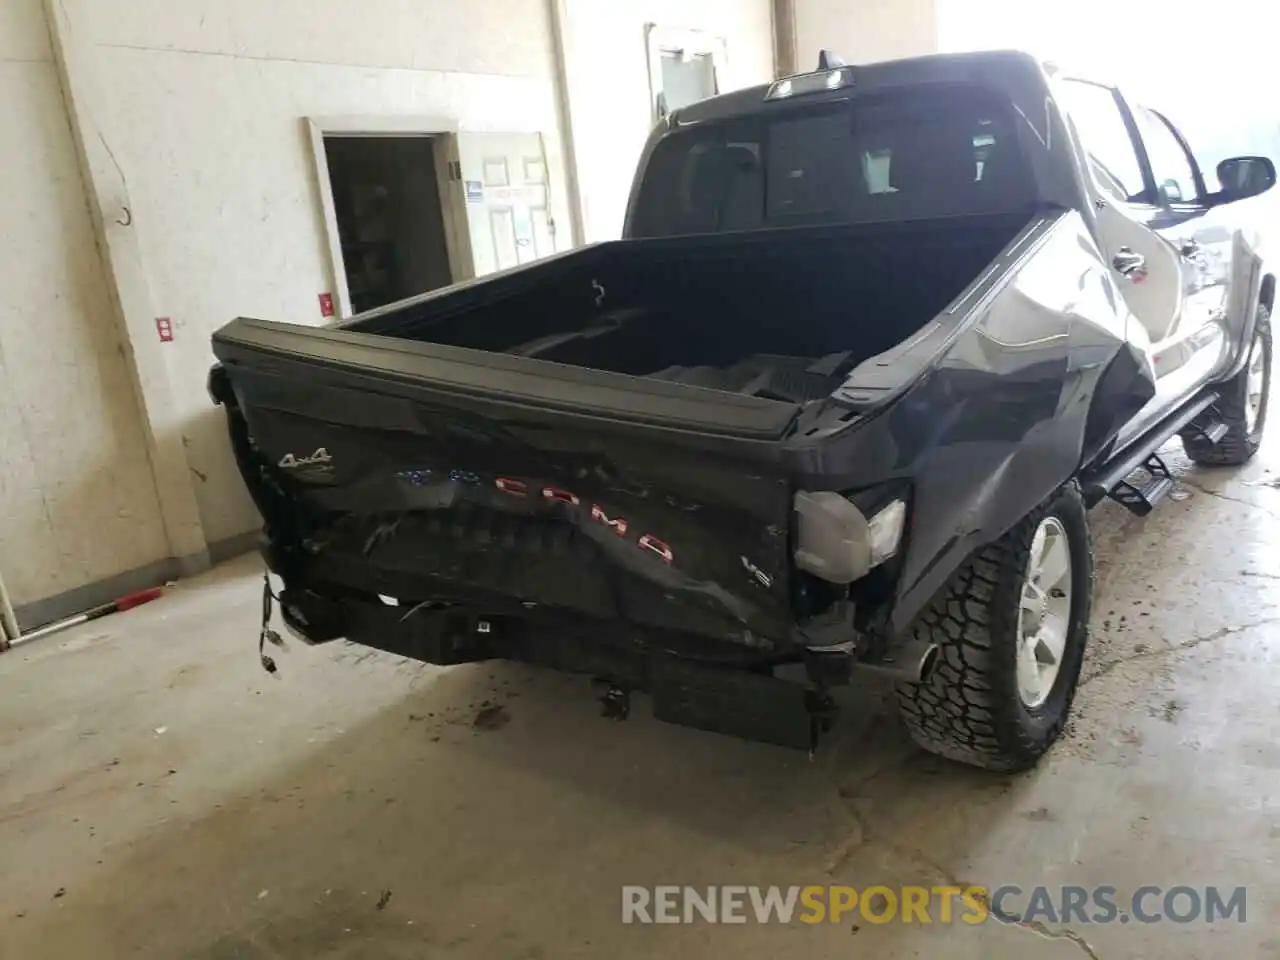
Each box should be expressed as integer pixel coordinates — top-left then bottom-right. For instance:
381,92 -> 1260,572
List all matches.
0,586 -> 163,653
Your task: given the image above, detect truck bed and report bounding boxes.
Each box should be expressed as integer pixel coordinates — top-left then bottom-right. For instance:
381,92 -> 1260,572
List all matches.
345,212 -> 1031,401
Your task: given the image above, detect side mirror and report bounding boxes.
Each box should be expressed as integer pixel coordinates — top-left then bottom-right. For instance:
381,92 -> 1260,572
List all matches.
1216,156 -> 1276,201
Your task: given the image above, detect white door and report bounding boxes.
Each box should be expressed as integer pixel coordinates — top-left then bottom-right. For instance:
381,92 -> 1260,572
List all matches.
450,133 -> 564,279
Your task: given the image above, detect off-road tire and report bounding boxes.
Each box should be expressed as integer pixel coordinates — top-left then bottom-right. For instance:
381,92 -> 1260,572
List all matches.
895,483 -> 1093,772
1182,305 -> 1271,465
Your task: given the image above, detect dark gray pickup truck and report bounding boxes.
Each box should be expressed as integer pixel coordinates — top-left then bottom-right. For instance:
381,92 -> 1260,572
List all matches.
209,50 -> 1274,771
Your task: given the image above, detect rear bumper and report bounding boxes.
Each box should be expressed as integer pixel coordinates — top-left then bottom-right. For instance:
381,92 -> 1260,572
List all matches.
273,561 -> 826,748
276,579 -> 826,750
267,538 -> 939,685
280,583 -> 771,675
281,510 -> 794,652
268,533 -> 789,666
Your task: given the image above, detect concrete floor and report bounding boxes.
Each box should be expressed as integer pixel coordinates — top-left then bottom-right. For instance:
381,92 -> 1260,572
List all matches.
3,441 -> 1279,959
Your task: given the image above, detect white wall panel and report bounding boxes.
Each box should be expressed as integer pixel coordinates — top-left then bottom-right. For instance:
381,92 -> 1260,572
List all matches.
795,0 -> 939,68
0,56 -> 168,607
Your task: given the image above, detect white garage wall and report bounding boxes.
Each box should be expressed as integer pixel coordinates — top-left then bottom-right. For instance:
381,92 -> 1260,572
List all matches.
794,0 -> 939,67
560,0 -> 776,242
0,0 -> 170,613
64,0 -> 563,547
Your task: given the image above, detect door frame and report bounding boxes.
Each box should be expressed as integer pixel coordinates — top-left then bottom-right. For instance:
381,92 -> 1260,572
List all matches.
303,115 -> 471,320
644,24 -> 728,124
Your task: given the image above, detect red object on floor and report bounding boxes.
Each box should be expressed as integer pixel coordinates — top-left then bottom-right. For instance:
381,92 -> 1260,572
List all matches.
79,585 -> 164,623
113,586 -> 164,613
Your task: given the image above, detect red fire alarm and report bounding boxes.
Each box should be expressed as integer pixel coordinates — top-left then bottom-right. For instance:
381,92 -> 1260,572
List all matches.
156,317 -> 174,342
318,292 -> 335,318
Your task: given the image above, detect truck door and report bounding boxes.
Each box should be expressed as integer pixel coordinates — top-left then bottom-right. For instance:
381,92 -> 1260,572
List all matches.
1126,104 -> 1232,344
1055,79 -> 1201,359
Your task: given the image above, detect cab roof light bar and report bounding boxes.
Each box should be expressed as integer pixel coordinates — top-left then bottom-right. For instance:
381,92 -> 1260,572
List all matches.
765,50 -> 853,101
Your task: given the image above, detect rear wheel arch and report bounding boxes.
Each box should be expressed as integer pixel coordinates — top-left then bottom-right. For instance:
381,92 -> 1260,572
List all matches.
894,481 -> 1094,772
1076,344 -> 1154,480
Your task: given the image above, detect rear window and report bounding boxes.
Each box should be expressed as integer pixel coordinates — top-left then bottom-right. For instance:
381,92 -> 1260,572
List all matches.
630,86 -> 1038,237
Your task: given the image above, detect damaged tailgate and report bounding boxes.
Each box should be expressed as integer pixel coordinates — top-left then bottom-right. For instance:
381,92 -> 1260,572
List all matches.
210,318 -> 804,648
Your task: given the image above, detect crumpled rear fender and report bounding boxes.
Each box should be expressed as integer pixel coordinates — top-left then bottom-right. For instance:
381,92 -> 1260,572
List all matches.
800,212 -> 1152,642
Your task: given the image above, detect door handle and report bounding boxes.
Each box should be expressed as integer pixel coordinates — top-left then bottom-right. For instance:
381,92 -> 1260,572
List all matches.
1112,247 -> 1147,281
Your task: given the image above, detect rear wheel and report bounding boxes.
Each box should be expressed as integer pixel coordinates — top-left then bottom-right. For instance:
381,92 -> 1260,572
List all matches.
1182,306 -> 1271,465
895,483 -> 1093,772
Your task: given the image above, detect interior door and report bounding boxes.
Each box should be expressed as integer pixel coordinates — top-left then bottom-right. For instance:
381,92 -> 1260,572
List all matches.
452,133 -> 564,278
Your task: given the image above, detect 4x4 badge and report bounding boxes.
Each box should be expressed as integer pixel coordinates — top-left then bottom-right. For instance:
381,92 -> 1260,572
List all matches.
278,448 -> 332,469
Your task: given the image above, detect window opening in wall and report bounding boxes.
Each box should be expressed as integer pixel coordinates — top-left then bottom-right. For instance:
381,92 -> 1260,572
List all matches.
647,26 -> 726,123
322,135 -> 455,315
658,50 -> 717,116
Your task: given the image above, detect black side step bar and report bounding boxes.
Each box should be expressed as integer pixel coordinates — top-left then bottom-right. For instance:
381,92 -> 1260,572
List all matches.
1184,419 -> 1230,446
1107,453 -> 1174,516
1081,390 -> 1221,514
